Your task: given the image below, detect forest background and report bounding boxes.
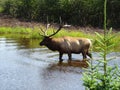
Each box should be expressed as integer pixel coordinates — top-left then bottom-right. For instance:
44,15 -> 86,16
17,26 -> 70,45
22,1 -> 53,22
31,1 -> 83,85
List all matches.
0,0 -> 119,29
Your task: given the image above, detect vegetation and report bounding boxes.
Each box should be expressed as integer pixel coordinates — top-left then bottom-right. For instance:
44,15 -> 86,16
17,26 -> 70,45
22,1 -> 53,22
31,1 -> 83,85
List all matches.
0,26 -> 120,51
0,0 -> 120,89
83,0 -> 120,89
0,26 -> 88,38
0,0 -> 119,28
83,29 -> 120,90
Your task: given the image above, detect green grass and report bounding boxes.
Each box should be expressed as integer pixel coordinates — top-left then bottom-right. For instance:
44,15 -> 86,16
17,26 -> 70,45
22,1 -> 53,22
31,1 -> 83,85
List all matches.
44,29 -> 88,38
0,27 -> 31,34
111,34 -> 120,52
0,26 -> 119,51
0,7 -> 3,12
0,26 -> 40,39
0,26 -> 90,39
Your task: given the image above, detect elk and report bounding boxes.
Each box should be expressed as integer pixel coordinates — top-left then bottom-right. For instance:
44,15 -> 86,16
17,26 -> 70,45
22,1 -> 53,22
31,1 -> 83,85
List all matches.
39,24 -> 92,64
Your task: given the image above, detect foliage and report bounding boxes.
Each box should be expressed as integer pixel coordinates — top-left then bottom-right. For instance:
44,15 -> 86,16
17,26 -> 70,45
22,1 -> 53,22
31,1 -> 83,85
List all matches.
0,0 -> 120,28
82,0 -> 120,89
83,29 -> 120,90
0,26 -> 120,51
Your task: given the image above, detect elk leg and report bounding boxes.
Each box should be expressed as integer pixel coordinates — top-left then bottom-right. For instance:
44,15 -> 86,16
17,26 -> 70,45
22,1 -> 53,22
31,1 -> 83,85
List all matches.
86,49 -> 92,58
82,52 -> 87,60
68,53 -> 72,64
59,52 -> 63,64
87,52 -> 92,58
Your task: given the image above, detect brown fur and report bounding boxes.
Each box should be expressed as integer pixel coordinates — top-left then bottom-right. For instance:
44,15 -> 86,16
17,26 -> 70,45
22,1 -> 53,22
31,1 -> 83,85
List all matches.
40,36 -> 92,63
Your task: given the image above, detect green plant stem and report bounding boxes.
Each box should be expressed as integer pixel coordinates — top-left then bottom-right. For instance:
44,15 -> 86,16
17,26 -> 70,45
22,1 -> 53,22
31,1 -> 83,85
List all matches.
103,0 -> 107,88
104,0 -> 107,36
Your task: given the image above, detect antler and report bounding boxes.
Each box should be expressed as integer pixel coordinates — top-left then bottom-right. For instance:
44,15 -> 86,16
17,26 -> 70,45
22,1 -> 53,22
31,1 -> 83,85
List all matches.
47,25 -> 62,37
39,17 -> 71,37
48,24 -> 71,37
39,24 -> 71,37
39,24 -> 50,36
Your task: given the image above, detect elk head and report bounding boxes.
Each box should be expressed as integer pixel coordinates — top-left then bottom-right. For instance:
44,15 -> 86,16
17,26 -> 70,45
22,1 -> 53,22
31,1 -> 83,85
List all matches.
39,23 -> 70,46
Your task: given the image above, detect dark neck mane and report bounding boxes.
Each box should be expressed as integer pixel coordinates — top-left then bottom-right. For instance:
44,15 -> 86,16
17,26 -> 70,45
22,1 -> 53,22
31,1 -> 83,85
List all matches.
46,39 -> 59,51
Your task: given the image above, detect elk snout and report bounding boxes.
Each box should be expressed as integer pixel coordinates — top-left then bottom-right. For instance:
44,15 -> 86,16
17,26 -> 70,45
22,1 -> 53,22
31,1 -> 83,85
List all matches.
39,42 -> 44,46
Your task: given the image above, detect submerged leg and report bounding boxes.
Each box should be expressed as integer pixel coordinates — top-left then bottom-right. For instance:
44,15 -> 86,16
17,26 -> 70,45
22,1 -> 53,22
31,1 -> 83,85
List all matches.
86,49 -> 92,59
59,52 -> 63,64
82,51 -> 87,60
87,52 -> 92,58
68,53 -> 72,64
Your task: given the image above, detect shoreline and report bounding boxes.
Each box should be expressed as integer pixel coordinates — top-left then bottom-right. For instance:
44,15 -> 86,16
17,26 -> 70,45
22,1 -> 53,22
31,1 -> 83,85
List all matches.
0,14 -> 119,34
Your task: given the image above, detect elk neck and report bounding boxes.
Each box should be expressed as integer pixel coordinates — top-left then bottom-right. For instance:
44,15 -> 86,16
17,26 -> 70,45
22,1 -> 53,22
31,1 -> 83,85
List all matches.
46,38 -> 60,51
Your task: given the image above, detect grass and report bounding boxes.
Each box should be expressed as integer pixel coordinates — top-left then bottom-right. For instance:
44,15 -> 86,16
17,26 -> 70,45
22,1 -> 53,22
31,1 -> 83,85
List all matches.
0,26 -> 120,51
0,27 -> 31,34
0,26 -> 90,39
0,26 -> 39,39
0,7 -> 3,12
111,34 -> 120,52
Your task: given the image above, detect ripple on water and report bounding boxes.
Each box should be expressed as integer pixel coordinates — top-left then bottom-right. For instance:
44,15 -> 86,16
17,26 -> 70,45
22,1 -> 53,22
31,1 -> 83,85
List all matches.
0,37 -> 120,90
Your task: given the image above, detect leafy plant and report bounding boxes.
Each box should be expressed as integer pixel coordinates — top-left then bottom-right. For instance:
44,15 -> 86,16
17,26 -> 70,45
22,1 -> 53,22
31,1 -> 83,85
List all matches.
83,29 -> 120,90
82,0 -> 120,90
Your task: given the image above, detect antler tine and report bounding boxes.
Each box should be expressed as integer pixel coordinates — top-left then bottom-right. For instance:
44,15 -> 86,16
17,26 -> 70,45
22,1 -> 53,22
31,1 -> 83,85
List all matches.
46,23 -> 50,30
47,17 -> 64,37
48,25 -> 63,37
44,23 -> 51,36
39,23 -> 51,37
39,16 -> 71,37
47,16 -> 61,37
39,26 -> 47,36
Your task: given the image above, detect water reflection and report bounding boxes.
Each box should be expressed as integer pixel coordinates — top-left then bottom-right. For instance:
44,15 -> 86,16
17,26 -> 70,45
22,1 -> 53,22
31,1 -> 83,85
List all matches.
0,37 -> 86,90
0,37 -> 120,90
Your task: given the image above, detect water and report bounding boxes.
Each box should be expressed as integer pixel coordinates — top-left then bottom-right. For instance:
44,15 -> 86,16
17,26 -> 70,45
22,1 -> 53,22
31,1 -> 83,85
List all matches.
0,38 -> 120,90
0,38 -> 85,90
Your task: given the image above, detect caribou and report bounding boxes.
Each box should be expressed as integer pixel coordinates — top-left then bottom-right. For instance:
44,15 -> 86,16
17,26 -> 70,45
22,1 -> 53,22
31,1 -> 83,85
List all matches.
39,24 -> 92,64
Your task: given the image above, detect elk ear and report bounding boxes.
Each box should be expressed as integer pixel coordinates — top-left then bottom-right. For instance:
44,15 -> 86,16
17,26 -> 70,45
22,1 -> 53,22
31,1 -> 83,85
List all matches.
44,36 -> 52,40
48,37 -> 52,40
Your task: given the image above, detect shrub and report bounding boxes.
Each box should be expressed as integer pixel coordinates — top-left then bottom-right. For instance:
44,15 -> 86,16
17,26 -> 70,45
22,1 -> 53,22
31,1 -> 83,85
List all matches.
82,0 -> 120,89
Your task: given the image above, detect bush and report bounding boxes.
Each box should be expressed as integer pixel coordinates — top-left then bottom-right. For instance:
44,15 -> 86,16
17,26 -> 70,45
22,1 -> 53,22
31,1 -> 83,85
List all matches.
83,29 -> 120,90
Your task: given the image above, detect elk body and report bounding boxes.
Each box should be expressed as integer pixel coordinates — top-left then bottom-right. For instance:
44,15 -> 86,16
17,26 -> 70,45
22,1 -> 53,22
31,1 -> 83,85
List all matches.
39,24 -> 92,63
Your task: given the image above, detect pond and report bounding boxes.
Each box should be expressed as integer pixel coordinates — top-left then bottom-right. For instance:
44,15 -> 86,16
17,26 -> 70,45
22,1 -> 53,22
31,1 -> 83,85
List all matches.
0,37 -> 120,90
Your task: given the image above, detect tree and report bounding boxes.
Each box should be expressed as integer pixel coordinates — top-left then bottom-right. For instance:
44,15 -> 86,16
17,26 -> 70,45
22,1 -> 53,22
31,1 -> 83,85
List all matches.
82,0 -> 120,89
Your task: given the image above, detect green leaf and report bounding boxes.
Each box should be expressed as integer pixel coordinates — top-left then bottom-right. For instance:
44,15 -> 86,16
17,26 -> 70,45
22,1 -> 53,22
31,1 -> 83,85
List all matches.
95,39 -> 105,47
107,44 -> 115,50
107,57 -> 116,62
106,35 -> 116,43
95,32 -> 104,40
98,59 -> 107,63
107,27 -> 113,35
